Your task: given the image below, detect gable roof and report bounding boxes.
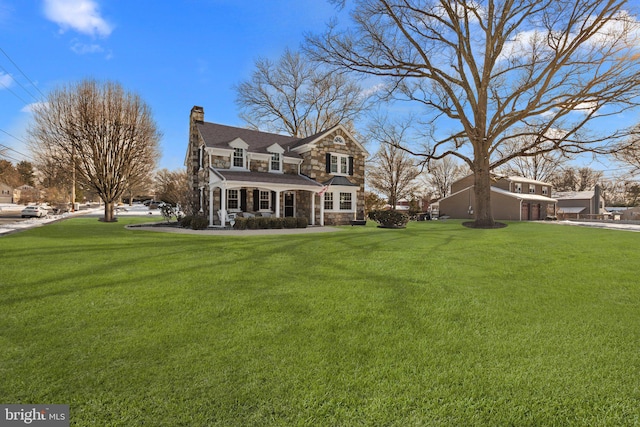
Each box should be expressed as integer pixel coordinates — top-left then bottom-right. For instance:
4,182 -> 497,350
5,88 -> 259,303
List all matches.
196,121 -> 368,159
196,122 -> 301,157
290,124 -> 369,155
553,190 -> 595,201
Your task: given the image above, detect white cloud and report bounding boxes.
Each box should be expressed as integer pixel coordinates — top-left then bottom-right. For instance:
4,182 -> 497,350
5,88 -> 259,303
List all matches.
0,72 -> 13,88
21,102 -> 48,114
70,40 -> 103,54
43,0 -> 113,37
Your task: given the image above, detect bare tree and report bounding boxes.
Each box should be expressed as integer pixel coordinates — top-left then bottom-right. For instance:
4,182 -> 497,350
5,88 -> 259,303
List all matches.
615,126 -> 640,173
235,48 -> 370,137
366,117 -> 421,208
495,129 -> 568,182
421,157 -> 468,199
154,168 -> 189,207
28,79 -> 161,222
0,159 -> 21,188
307,0 -> 640,227
549,166 -> 603,191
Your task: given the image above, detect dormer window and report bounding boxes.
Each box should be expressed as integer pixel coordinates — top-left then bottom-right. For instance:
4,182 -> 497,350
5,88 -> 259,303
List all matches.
514,183 -> 522,193
233,148 -> 245,168
270,153 -> 281,172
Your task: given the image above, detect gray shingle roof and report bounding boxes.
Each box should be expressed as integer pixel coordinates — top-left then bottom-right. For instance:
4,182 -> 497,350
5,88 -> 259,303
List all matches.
197,122 -> 303,157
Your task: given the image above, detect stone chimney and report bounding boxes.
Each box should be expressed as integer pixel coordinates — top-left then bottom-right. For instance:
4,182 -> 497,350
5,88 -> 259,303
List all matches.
191,105 -> 204,123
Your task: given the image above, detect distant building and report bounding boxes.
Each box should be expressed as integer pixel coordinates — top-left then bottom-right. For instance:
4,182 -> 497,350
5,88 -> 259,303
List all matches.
0,182 -> 13,203
438,174 -> 557,221
554,185 -> 607,219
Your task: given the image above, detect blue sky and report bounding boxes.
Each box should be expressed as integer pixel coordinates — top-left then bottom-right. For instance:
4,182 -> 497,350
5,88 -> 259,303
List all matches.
0,0 -> 340,170
0,0 -> 637,180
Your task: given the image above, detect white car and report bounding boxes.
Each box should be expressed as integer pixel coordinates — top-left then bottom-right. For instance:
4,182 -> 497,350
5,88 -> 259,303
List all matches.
21,206 -> 48,218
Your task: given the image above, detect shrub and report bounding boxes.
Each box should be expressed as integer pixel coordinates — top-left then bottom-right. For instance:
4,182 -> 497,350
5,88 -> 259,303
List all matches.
190,216 -> 209,230
283,217 -> 298,229
368,209 -> 409,228
296,217 -> 308,228
269,218 -> 284,229
246,217 -> 259,230
233,217 -> 248,230
257,216 -> 271,229
179,215 -> 194,229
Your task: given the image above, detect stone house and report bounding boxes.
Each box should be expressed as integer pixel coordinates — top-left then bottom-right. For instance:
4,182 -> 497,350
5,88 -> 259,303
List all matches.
437,174 -> 557,220
185,106 -> 367,227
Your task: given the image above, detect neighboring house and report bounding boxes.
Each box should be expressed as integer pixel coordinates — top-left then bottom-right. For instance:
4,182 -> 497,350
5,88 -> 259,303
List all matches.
0,182 -> 13,203
619,206 -> 640,221
554,185 -> 607,219
438,174 -> 557,221
186,106 -> 367,227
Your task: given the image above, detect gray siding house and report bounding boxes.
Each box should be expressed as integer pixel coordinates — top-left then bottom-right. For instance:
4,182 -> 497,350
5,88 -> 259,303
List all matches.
438,174 -> 557,221
185,106 -> 367,227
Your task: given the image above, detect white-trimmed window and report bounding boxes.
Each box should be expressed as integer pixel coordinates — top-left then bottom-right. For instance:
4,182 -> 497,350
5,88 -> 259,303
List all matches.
514,183 -> 522,193
340,192 -> 352,210
270,153 -> 281,172
324,189 -> 356,212
542,186 -> 549,196
529,184 -> 536,194
259,190 -> 271,210
334,135 -> 345,144
232,148 -> 245,168
330,154 -> 350,175
324,193 -> 334,210
228,189 -> 239,210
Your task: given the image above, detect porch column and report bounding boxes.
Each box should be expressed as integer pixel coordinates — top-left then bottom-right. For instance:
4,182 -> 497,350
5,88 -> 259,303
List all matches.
275,190 -> 281,218
219,184 -> 227,227
310,191 -> 315,226
319,193 -> 325,226
208,185 -> 214,227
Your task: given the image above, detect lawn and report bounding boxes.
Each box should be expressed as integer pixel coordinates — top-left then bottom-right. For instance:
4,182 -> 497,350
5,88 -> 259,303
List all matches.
1,218 -> 639,426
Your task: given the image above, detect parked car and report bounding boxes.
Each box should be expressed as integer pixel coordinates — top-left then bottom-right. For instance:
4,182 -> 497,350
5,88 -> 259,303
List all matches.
21,206 -> 48,218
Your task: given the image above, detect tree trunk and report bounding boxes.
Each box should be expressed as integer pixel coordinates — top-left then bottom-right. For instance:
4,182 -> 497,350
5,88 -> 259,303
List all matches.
473,159 -> 495,228
103,201 -> 115,222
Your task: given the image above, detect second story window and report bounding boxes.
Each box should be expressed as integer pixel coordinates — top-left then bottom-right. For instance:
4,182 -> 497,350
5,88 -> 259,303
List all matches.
529,184 -> 536,194
233,148 -> 245,168
514,183 -> 522,193
542,186 -> 549,196
328,153 -> 352,175
270,153 -> 281,172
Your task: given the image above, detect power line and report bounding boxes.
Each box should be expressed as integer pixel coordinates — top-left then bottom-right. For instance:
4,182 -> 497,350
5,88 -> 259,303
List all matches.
0,46 -> 46,99
0,142 -> 29,159
0,62 -> 41,103
0,127 -> 28,146
0,76 -> 32,105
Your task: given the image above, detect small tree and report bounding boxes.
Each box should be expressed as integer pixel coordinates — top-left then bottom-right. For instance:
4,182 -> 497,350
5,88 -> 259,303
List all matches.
421,157 -> 468,199
366,116 -> 421,208
29,79 -> 161,222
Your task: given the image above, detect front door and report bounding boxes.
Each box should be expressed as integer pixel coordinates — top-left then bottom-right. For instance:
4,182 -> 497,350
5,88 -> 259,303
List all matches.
284,193 -> 295,217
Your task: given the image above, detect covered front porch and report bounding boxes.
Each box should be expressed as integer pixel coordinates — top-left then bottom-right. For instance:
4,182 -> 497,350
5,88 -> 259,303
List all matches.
207,168 -> 325,227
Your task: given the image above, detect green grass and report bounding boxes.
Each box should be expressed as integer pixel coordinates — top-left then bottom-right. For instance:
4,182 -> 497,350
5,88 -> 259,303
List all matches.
1,218 -> 639,426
